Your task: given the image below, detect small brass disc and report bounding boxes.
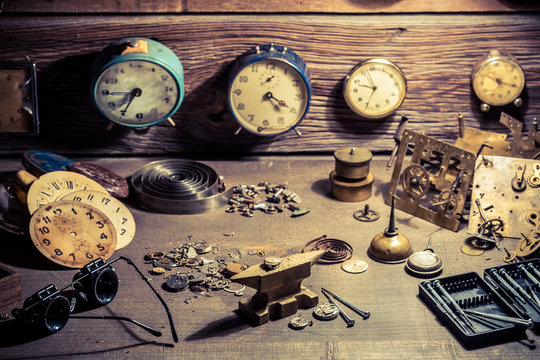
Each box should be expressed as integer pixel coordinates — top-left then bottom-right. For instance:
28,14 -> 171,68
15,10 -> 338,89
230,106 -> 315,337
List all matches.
461,244 -> 485,256
341,259 -> 369,274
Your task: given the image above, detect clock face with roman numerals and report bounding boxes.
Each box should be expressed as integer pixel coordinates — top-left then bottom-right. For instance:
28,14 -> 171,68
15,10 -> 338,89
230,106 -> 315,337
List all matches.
26,171 -> 108,215
60,190 -> 136,250
29,200 -> 117,268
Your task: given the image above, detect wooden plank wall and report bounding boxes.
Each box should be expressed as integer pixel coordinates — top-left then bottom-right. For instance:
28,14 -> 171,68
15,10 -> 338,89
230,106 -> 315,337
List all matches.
0,2 -> 539,156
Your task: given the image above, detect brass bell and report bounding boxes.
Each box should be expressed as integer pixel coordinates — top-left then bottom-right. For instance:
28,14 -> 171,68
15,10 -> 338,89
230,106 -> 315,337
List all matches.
368,196 -> 413,263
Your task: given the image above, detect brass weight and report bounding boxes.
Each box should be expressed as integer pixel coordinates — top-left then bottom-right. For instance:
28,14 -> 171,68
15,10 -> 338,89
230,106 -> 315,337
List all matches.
330,147 -> 374,202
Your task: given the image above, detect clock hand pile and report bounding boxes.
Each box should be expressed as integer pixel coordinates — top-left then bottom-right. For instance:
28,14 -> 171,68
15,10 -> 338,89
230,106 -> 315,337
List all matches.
264,91 -> 289,108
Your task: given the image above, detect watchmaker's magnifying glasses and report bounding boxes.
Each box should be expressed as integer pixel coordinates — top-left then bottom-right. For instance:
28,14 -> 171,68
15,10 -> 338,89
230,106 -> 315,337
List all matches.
12,256 -> 178,342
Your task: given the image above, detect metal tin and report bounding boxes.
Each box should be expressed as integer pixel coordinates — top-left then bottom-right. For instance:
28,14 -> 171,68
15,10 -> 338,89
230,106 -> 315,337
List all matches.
68,161 -> 129,198
23,150 -> 74,176
333,147 -> 372,179
329,170 -> 374,202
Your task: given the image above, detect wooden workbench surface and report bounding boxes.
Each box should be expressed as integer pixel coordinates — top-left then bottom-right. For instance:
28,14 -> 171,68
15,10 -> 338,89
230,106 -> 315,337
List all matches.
0,156 -> 537,359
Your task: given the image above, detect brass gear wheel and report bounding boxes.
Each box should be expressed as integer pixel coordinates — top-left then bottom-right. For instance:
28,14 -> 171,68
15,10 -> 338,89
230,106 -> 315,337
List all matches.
527,174 -> 540,188
400,164 -> 430,199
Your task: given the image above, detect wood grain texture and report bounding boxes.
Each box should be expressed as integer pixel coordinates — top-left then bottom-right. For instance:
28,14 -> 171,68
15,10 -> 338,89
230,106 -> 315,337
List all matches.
0,14 -> 539,155
3,0 -> 540,13
0,156 -> 537,359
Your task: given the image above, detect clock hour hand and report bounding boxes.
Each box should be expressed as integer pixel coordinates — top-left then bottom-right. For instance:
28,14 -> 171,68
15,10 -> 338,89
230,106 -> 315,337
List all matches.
119,88 -> 142,115
264,91 -> 289,108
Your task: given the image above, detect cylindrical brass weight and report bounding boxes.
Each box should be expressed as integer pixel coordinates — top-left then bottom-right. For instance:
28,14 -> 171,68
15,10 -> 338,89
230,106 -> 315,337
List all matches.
334,147 -> 372,180
329,170 -> 374,202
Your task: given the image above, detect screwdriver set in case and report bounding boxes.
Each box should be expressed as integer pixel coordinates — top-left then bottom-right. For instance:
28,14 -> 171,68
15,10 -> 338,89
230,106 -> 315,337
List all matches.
419,259 -> 540,347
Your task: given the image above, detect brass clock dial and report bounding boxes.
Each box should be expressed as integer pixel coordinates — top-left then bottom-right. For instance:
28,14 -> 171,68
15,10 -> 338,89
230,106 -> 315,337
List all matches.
228,44 -> 311,136
29,200 -> 117,268
471,50 -> 525,112
343,59 -> 407,119
26,171 -> 108,214
60,190 -> 136,250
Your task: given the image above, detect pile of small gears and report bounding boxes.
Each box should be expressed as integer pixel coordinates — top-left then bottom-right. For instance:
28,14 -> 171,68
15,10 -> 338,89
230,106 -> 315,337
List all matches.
144,237 -> 267,300
225,182 -> 309,217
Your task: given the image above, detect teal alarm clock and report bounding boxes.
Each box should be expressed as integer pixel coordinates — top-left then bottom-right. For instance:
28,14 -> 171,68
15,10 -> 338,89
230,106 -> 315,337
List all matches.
90,38 -> 184,127
228,44 -> 311,136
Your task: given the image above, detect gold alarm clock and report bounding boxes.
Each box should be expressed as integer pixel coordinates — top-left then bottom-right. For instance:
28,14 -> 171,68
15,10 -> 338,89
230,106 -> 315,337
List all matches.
343,59 -> 407,119
471,50 -> 525,112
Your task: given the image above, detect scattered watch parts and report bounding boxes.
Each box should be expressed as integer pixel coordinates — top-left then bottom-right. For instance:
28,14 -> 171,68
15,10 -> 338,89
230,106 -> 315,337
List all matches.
90,38 -> 184,127
25,171 -> 109,214
468,155 -> 540,241
225,182 -> 308,217
29,200 -> 117,268
228,43 -> 311,136
288,315 -> 313,330
353,204 -> 380,222
387,129 -> 475,232
313,302 -> 339,321
130,159 -> 231,214
59,190 -> 136,250
329,147 -> 374,202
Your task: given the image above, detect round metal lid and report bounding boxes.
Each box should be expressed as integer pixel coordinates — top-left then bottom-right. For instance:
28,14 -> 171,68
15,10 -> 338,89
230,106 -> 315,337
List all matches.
333,147 -> 373,166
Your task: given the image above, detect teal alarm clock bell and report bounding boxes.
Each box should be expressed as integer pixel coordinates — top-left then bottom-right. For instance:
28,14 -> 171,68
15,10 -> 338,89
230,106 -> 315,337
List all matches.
90,38 -> 185,128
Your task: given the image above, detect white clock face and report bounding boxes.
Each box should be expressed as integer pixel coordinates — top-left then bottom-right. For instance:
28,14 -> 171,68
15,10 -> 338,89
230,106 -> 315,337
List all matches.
344,60 -> 406,119
94,60 -> 179,126
229,59 -> 309,135
472,58 -> 525,106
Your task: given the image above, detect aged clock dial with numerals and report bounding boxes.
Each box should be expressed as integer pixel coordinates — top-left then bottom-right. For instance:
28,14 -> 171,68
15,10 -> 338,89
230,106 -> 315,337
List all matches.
60,190 -> 135,250
29,200 -> 117,268
471,50 -> 525,112
26,171 -> 108,214
228,44 -> 311,136
343,59 -> 407,119
91,38 -> 184,127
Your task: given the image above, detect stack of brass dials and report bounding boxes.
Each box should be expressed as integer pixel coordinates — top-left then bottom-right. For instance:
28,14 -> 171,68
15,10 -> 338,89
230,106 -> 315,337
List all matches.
329,147 -> 374,202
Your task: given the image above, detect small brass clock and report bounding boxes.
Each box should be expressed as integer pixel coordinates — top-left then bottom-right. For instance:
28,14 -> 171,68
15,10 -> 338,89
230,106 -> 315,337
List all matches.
343,59 -> 407,119
471,50 -> 525,112
228,44 -> 311,136
0,62 -> 39,134
90,38 -> 185,127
